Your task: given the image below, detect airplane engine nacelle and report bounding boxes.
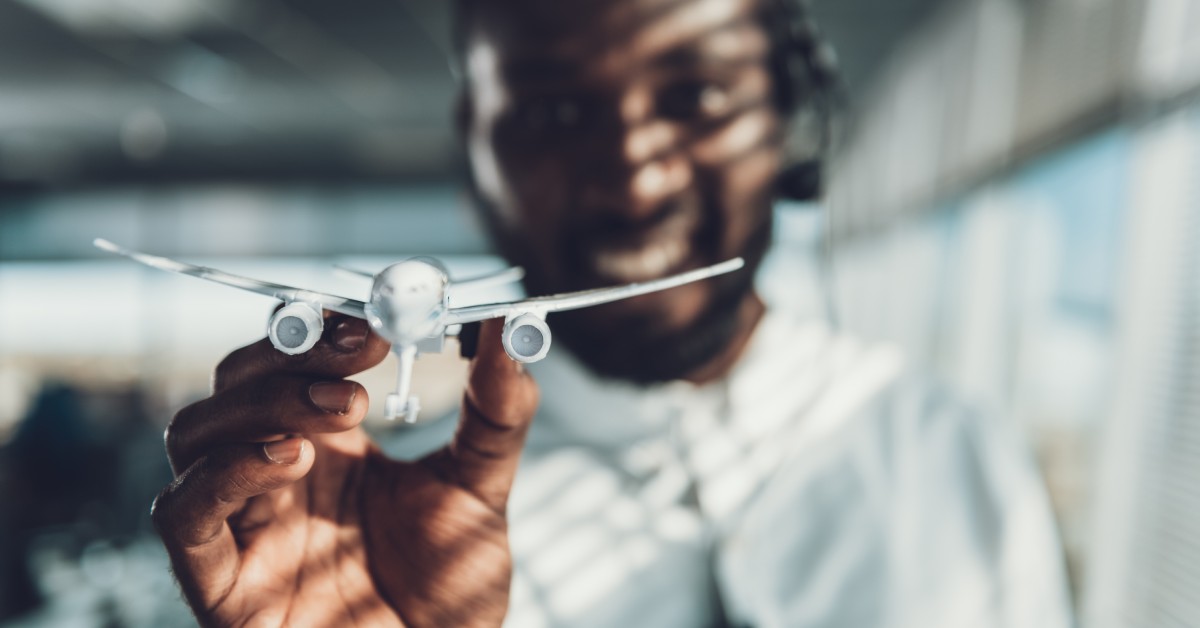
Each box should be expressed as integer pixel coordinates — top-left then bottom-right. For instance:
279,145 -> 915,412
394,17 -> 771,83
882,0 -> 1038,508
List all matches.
268,303 -> 324,355
502,313 -> 552,363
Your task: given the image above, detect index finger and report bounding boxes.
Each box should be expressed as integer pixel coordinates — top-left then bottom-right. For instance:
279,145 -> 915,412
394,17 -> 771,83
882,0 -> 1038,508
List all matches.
152,438 -> 315,613
213,314 -> 392,392
445,318 -> 540,513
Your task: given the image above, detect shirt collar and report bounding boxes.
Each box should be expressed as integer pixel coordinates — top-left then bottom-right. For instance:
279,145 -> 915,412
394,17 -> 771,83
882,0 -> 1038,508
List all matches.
527,305 -> 827,449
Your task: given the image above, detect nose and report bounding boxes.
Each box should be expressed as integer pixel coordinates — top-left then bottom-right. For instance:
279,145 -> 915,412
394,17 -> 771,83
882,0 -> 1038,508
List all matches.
580,88 -> 693,223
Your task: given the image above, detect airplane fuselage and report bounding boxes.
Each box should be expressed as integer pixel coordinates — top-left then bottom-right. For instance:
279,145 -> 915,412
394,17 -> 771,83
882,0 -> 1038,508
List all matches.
362,259 -> 451,347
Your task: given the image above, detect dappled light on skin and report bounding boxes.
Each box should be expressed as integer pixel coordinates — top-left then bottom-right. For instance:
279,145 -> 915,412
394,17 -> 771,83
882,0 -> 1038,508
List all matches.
623,119 -> 677,164
601,0 -> 759,74
146,317 -> 540,627
364,462 -> 515,626
163,430 -> 526,626
227,491 -> 513,626
691,107 -> 778,165
460,0 -> 784,389
695,20 -> 771,61
631,157 -> 693,203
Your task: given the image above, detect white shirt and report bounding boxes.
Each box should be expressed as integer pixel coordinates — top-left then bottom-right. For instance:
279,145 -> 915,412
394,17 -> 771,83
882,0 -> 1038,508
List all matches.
385,306 -> 1074,628
504,306 -> 1073,628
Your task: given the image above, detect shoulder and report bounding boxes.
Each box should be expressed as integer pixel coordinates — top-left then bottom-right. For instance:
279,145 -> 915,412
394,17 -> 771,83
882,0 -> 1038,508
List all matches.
743,312 -> 1028,481
719,322 -> 1074,626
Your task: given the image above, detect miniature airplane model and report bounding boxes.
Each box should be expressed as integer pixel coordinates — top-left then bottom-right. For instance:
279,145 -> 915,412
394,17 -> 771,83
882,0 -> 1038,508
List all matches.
94,238 -> 744,423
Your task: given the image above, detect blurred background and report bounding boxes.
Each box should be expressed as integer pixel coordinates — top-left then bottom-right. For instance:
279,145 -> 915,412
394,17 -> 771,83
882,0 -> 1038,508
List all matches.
0,0 -> 1197,626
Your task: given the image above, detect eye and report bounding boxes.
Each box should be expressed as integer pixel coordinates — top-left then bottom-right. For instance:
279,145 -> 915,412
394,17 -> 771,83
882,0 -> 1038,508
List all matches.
515,95 -> 587,132
659,81 -> 732,121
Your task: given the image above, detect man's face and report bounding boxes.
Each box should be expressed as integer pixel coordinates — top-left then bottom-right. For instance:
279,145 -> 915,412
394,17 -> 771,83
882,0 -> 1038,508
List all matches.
460,0 -> 785,382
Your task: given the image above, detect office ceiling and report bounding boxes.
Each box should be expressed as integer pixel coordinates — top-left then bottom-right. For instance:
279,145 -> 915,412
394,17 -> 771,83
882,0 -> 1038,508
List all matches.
0,0 -> 946,188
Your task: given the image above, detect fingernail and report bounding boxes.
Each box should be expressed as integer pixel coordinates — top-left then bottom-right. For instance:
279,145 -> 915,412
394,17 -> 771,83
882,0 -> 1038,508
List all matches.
333,319 -> 368,352
309,381 -> 357,414
263,438 -> 304,465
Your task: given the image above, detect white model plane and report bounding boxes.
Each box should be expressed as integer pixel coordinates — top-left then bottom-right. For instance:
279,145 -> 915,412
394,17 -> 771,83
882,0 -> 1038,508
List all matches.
94,238 -> 744,423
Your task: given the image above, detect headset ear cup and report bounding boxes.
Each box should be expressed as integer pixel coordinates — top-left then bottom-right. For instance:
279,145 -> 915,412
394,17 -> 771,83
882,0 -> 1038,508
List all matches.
775,159 -> 822,202
766,0 -> 840,203
767,1 -> 802,113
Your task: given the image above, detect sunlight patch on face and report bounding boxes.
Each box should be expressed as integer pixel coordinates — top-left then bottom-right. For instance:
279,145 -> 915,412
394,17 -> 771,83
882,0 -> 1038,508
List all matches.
618,0 -> 758,70
632,160 -> 667,196
691,107 -> 777,165
624,119 -> 676,163
723,148 -> 782,206
703,20 -> 770,60
631,156 -> 693,202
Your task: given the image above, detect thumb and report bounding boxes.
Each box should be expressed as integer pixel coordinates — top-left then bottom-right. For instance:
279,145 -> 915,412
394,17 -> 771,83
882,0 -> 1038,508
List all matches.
448,318 -> 540,512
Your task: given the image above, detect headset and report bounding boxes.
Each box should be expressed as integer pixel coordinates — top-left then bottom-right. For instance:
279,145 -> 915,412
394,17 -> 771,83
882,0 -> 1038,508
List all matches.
764,0 -> 844,202
762,0 -> 845,329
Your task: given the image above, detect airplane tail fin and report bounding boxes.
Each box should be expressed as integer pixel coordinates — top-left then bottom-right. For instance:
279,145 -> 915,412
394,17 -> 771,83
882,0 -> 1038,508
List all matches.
450,266 -> 525,292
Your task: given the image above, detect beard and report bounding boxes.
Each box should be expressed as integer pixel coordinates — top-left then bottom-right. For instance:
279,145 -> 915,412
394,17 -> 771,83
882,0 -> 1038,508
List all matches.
465,177 -> 774,386
547,257 -> 761,384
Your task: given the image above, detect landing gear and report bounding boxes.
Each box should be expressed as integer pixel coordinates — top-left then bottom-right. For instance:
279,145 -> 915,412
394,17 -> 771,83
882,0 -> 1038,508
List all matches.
384,393 -> 421,423
384,345 -> 420,423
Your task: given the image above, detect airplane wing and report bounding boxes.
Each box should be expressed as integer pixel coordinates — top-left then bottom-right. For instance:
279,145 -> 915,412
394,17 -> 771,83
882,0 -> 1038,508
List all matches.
94,238 -> 367,319
333,264 -> 375,279
444,257 -> 744,325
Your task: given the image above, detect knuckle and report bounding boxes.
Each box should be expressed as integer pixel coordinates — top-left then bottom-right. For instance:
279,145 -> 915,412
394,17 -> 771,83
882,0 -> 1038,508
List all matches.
468,379 -> 539,428
348,382 -> 371,416
165,403 -> 199,454
456,435 -> 507,461
164,400 -> 227,472
523,383 -> 541,417
212,347 -> 248,391
213,339 -> 280,391
226,470 -> 269,498
149,484 -> 178,536
247,374 -> 306,416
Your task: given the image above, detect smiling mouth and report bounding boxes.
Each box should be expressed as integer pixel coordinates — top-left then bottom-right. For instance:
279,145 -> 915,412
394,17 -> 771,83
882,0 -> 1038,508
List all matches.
580,204 -> 704,284
591,236 -> 691,283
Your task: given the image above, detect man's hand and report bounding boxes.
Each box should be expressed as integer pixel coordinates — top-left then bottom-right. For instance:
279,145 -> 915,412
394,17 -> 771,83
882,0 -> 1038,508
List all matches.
151,316 -> 539,627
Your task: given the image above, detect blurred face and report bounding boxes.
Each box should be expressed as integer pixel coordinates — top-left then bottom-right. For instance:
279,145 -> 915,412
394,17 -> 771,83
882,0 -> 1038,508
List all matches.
460,0 -> 784,383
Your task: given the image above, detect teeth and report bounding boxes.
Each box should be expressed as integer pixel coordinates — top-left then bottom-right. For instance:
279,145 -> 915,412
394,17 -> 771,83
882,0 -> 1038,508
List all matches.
592,238 -> 689,283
